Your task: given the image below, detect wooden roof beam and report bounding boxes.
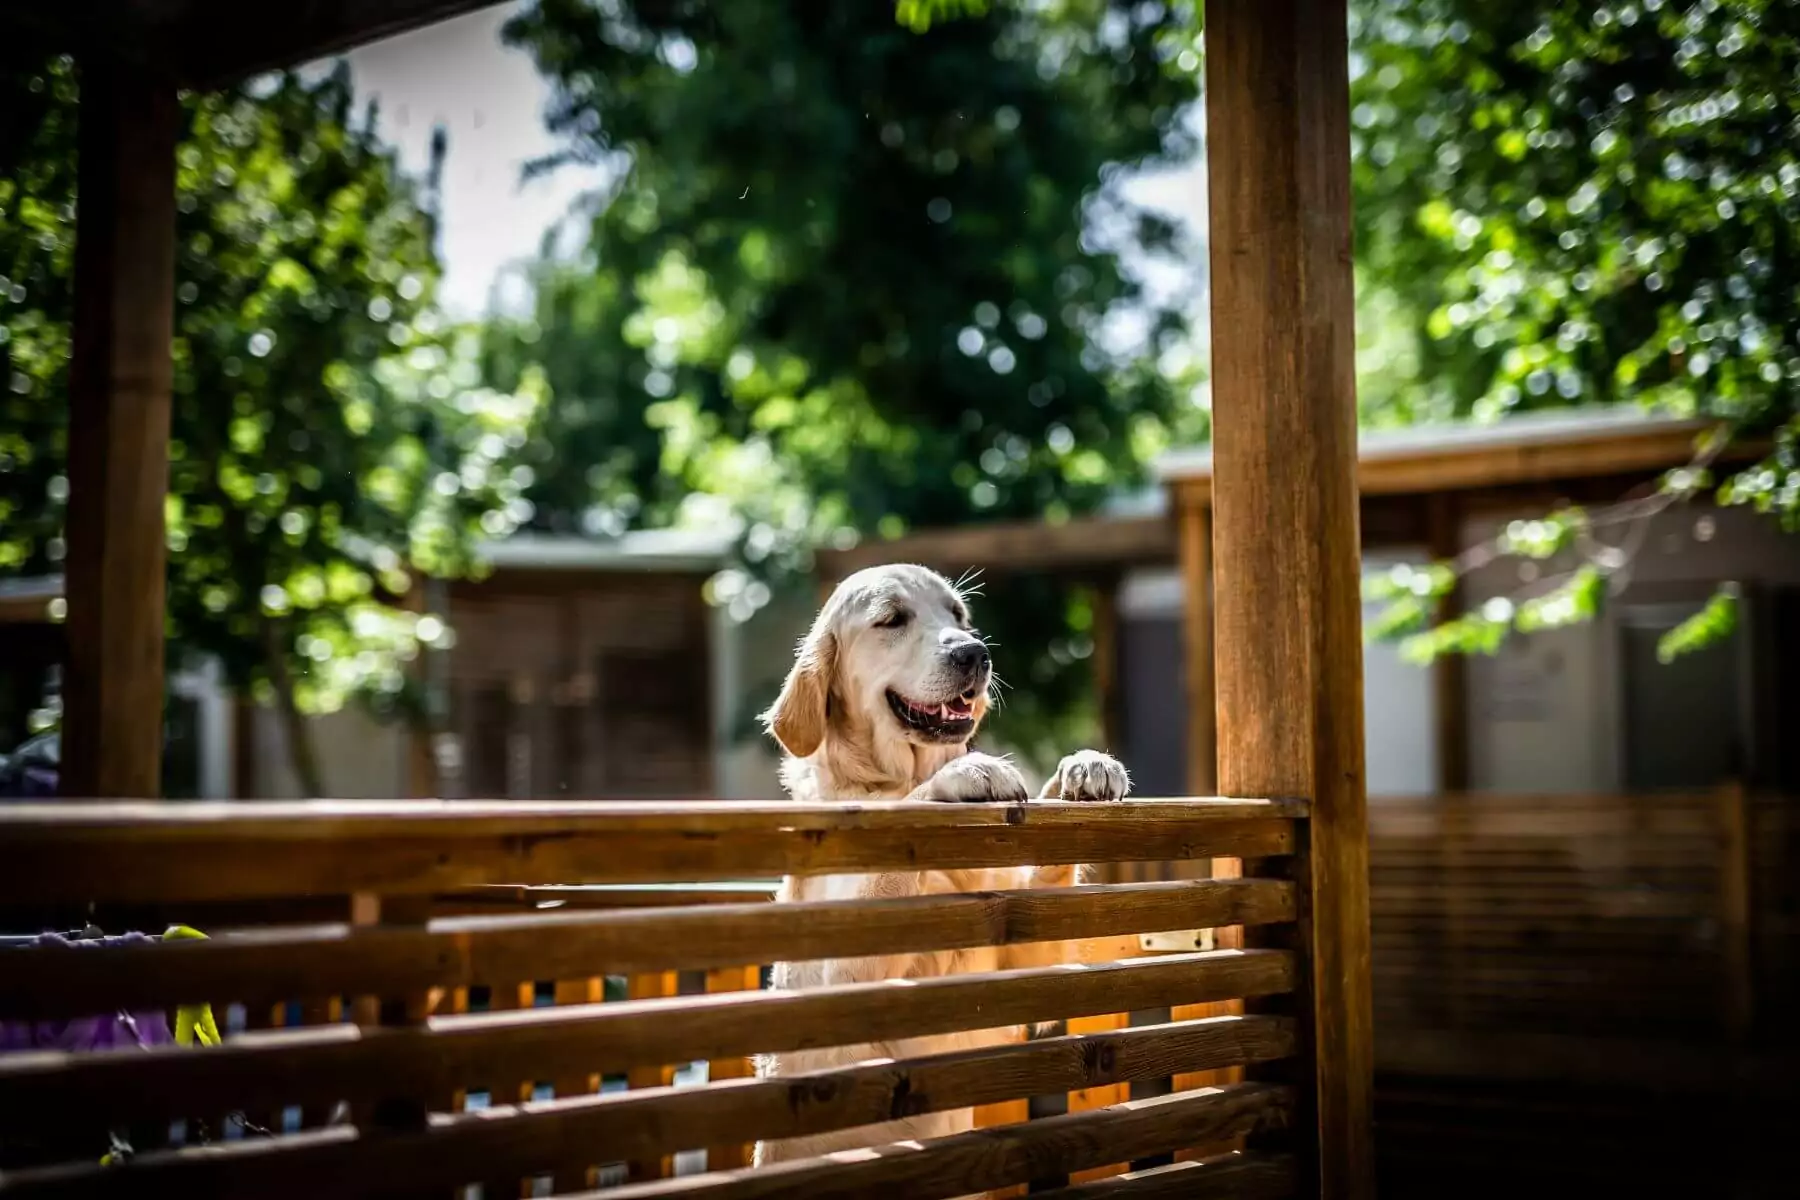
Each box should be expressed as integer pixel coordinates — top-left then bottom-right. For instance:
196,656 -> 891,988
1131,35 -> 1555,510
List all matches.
814,513 -> 1174,584
3,1 -> 510,89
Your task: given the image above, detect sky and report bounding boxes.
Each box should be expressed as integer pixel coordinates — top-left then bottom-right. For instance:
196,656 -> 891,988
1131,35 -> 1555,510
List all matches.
345,4 -> 600,318
343,2 -> 1207,328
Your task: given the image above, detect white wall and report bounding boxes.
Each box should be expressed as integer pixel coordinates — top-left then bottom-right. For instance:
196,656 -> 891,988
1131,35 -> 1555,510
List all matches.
709,585 -> 813,800
1460,504 -> 1800,793
249,704 -> 411,799
1116,562 -> 1437,797
1359,551 -> 1439,796
168,658 -> 233,799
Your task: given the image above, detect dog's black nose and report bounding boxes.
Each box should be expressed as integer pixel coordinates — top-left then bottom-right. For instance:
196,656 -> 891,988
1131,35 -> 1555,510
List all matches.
947,640 -> 990,674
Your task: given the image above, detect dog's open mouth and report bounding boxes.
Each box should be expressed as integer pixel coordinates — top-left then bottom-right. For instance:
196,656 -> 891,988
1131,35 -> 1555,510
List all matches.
886,689 -> 978,740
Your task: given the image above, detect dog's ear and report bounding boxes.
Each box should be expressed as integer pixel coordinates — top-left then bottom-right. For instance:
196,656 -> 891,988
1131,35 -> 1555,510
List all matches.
762,621 -> 837,759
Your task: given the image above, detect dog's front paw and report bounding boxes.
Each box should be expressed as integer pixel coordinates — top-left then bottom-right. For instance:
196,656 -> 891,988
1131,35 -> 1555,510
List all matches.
915,752 -> 1030,804
1044,749 -> 1130,802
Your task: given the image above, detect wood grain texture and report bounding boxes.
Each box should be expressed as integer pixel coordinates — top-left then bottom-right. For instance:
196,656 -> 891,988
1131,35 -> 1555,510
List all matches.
0,950 -> 1294,1137
1064,1010 -> 1133,1183
1178,491 -> 1217,797
1424,494 -> 1469,794
1368,789 -> 1745,1040
0,1018 -> 1297,1199
1031,1152 -> 1298,1199
1716,780 -> 1755,1042
58,60 -> 177,801
549,974 -> 605,1193
0,878 -> 1296,1019
0,797 -> 1303,834
625,970 -> 682,1181
1204,3 -> 1374,1198
581,1085 -> 1293,1200
702,966 -> 762,1173
1161,417 -> 1756,499
0,801 -> 1300,903
815,514 -> 1173,581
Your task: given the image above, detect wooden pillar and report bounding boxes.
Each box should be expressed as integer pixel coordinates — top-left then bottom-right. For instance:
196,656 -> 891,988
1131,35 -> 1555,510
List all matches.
60,61 -> 179,799
1716,779 -> 1755,1044
1177,489 -> 1216,797
1205,4 -> 1374,1200
1426,493 -> 1469,793
1090,576 -> 1123,755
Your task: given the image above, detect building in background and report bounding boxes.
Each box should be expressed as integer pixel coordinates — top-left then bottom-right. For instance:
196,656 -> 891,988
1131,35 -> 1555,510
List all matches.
820,405 -> 1800,800
0,532 -> 803,802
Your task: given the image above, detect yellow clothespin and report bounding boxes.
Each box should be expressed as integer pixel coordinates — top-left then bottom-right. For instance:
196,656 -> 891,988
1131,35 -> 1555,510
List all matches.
162,925 -> 222,1047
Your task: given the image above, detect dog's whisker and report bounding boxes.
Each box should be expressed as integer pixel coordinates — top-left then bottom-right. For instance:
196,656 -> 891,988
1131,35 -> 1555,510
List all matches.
953,567 -> 987,602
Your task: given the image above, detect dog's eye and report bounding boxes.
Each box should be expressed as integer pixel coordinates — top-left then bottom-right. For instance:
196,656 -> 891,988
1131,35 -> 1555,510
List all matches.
873,609 -> 910,629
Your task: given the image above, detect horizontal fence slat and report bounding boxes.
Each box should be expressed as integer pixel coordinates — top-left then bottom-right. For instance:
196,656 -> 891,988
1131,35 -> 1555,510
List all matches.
0,1016 -> 1298,1199
579,1084 -> 1294,1200
0,802 -> 1298,903
0,949 -> 1294,1136
0,797 -> 1307,836
1032,1153 -> 1298,1199
0,878 -> 1297,1018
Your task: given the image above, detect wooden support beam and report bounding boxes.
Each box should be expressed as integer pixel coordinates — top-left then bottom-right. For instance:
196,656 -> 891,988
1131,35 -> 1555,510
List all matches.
815,514 -> 1175,585
1177,488 -> 1216,798
1090,576 -> 1124,756
60,60 -> 178,800
1425,493 -> 1469,793
2,1 -> 513,91
1205,4 -> 1374,1199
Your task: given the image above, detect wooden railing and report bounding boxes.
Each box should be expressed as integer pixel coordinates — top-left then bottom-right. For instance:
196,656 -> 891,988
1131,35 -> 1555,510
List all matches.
0,796 -> 1332,1199
1363,785 -> 1795,1198
1368,786 -> 1759,1047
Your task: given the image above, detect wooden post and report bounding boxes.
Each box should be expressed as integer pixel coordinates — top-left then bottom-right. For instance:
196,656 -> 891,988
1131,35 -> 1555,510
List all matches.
703,966 -> 763,1172
551,975 -> 604,1192
1090,577 -> 1123,757
1716,779 -> 1755,1044
1205,4 -> 1374,1200
1426,493 -> 1471,1028
625,971 -> 681,1181
61,61 -> 179,799
1426,493 -> 1469,793
1177,490 -> 1217,798
1174,483 -> 1242,1076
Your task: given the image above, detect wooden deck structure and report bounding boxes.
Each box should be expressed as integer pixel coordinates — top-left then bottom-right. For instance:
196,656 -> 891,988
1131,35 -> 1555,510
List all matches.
818,406 -> 1761,798
1,1 -> 1376,1198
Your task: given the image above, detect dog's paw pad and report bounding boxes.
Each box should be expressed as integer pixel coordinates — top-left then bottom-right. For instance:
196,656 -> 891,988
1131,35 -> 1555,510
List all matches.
1052,750 -> 1129,802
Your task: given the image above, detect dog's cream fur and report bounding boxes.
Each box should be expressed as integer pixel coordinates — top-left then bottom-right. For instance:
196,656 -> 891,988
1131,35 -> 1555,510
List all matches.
752,563 -> 1130,1175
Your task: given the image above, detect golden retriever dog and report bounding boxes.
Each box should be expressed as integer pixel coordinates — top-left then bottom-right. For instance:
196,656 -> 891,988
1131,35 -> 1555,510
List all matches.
753,562 -> 1130,1175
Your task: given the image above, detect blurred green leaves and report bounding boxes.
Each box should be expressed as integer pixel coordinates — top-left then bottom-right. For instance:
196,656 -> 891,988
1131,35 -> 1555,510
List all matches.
1351,0 -> 1799,661
1656,584 -> 1739,664
498,0 -> 1204,762
894,0 -> 990,34
0,55 -> 538,730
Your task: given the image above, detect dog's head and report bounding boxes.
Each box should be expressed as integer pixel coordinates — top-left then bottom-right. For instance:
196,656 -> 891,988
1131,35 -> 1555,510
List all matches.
762,564 -> 991,760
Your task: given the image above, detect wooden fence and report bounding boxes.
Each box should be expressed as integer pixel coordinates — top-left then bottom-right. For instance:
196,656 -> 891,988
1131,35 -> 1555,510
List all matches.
1368,787 -> 1754,1045
0,796 -> 1337,1199
1363,786 -> 1794,1197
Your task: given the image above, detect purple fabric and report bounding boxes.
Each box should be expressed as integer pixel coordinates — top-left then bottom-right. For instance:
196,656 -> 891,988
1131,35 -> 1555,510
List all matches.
0,932 -> 175,1054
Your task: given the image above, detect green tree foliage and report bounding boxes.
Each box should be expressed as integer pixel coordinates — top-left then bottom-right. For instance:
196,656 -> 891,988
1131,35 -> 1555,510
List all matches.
493,0 -> 1204,760
1350,0 -> 1800,661
0,54 -> 541,785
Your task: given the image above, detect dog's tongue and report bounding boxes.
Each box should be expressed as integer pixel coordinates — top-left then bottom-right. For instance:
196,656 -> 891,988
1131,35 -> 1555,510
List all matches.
941,698 -> 974,720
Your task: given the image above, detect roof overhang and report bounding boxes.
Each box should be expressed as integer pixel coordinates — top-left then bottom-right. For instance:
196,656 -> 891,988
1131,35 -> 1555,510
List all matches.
2,1 -> 510,89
